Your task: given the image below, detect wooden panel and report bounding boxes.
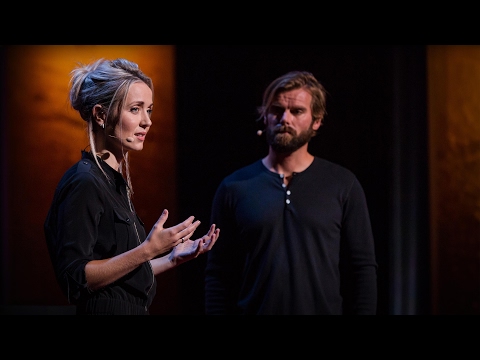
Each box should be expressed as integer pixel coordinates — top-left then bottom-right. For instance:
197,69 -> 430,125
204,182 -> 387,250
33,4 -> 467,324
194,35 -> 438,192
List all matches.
428,45 -> 480,314
3,45 -> 179,314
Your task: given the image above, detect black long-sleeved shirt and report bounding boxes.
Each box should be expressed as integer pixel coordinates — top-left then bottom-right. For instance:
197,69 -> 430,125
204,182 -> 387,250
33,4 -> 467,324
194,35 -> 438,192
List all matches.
44,151 -> 156,314
205,157 -> 377,315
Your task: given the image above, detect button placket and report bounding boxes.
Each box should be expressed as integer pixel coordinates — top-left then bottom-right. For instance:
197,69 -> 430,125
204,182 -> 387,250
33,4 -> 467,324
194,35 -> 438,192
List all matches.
278,174 -> 292,205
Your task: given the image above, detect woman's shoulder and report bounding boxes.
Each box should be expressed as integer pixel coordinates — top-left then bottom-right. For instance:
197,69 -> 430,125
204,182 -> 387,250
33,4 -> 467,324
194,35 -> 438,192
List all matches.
55,157 -> 106,194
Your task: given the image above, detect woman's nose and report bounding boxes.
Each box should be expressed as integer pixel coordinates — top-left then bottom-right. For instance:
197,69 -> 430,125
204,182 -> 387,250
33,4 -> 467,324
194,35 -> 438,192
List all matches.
142,112 -> 152,127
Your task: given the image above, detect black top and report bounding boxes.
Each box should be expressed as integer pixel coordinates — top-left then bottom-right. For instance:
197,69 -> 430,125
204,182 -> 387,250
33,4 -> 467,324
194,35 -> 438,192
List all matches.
44,151 -> 156,314
205,157 -> 377,315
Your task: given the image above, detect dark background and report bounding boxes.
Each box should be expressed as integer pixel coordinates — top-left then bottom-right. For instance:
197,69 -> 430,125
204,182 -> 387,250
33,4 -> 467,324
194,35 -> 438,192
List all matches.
173,45 -> 429,315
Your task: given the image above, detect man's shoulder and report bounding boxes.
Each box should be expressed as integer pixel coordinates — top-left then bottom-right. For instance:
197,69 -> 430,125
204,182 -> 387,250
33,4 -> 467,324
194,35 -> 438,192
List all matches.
225,160 -> 262,177
219,160 -> 265,186
312,157 -> 357,180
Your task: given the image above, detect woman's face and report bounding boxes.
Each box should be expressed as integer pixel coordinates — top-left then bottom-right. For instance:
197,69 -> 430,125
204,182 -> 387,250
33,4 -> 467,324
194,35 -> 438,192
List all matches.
107,81 -> 153,153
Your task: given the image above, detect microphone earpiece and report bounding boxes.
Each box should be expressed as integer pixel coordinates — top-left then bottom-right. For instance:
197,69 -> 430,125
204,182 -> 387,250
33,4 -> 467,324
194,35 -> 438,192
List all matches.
257,129 -> 265,136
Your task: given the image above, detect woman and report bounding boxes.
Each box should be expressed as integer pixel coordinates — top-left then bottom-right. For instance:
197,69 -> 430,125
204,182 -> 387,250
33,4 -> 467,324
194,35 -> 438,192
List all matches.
44,58 -> 220,315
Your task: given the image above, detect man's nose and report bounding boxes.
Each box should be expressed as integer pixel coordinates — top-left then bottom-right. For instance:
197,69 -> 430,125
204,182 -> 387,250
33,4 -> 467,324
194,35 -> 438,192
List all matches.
279,110 -> 291,124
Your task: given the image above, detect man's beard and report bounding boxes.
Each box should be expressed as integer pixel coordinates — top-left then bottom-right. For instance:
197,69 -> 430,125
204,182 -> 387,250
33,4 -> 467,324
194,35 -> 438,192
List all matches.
266,125 -> 315,153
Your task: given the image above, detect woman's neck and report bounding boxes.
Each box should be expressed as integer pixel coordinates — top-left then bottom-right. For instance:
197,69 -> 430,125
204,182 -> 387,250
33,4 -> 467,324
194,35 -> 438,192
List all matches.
96,150 -> 121,171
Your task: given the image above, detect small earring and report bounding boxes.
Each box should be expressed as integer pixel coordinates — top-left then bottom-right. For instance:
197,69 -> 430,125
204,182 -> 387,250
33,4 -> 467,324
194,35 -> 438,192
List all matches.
101,123 -> 105,129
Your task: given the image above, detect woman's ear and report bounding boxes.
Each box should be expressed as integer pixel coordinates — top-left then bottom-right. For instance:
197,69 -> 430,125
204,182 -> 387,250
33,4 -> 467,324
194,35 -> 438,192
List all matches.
92,105 -> 106,128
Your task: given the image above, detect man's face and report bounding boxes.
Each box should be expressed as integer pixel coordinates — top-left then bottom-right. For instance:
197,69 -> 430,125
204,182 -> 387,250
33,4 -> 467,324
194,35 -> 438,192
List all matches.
265,88 -> 320,153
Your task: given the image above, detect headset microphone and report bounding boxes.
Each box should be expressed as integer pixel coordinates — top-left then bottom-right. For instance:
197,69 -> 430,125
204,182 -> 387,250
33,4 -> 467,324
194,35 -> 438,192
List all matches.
257,129 -> 265,136
109,134 -> 134,142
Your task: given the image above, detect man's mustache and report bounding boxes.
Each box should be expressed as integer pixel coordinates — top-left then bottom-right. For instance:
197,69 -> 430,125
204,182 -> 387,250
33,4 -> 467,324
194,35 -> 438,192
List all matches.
274,125 -> 295,135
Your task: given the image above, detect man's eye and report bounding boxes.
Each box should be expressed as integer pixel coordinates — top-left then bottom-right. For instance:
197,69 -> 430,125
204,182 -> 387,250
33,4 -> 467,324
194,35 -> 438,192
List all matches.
269,107 -> 284,116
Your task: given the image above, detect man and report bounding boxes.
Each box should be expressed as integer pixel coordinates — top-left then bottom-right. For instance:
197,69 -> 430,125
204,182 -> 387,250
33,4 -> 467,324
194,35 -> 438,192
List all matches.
204,71 -> 377,315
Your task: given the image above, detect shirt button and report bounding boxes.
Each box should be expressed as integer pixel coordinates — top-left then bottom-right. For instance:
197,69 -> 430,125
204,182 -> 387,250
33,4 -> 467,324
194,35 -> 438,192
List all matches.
286,199 -> 290,204
286,190 -> 291,195
282,183 -> 286,188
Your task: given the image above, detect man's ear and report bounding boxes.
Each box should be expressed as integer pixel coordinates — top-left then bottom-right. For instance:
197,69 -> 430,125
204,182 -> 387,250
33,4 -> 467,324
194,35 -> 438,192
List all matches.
312,117 -> 322,130
92,105 -> 106,127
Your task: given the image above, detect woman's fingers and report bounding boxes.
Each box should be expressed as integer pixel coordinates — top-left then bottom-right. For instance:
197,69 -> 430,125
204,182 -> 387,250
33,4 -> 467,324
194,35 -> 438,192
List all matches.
175,219 -> 201,245
153,209 -> 169,229
208,228 -> 220,249
167,219 -> 219,250
200,227 -> 220,252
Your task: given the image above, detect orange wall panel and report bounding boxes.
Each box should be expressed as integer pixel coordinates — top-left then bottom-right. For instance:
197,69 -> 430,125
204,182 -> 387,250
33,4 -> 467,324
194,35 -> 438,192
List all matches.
428,45 -> 480,314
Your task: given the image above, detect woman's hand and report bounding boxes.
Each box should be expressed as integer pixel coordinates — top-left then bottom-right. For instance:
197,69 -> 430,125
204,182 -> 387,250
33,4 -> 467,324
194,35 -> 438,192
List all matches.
168,224 -> 220,266
144,209 -> 202,257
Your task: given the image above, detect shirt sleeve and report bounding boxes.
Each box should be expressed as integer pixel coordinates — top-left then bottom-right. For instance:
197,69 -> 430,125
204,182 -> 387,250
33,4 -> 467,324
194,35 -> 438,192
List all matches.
44,170 -> 104,304
205,180 -> 243,314
341,177 -> 378,314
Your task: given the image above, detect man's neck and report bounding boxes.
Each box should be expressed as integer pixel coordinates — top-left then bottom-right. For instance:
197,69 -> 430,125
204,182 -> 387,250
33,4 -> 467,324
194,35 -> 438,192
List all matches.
262,147 -> 314,178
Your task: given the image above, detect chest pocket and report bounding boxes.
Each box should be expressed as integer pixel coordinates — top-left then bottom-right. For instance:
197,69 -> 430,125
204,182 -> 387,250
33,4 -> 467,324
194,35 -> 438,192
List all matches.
113,207 -> 139,253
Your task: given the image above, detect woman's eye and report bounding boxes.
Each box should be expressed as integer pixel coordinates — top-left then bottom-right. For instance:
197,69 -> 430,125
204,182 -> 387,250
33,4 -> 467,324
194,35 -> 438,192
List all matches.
131,107 -> 139,113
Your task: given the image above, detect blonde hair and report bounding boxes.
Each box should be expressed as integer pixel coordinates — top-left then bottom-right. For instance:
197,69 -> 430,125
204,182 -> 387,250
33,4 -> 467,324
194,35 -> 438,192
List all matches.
69,58 -> 154,197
